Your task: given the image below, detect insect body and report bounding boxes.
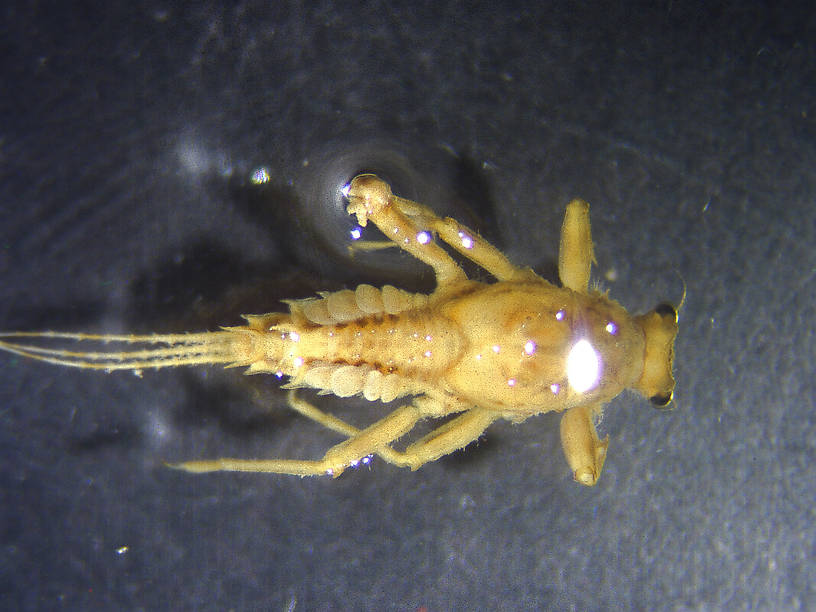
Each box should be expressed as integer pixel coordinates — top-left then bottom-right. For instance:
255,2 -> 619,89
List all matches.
0,174 -> 678,485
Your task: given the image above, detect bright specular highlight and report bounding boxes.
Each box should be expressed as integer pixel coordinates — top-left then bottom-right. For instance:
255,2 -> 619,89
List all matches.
566,339 -> 601,393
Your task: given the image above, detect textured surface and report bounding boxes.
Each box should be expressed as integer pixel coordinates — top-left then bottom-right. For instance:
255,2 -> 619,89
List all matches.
1,2 -> 814,609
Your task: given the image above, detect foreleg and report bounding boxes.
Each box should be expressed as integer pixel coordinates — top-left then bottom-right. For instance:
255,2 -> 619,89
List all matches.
559,402 -> 609,486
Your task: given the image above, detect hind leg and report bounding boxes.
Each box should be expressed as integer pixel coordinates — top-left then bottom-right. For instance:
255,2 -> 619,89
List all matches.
172,402 -> 425,477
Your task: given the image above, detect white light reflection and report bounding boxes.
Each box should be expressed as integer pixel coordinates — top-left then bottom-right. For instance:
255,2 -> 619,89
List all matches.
458,231 -> 474,249
350,226 -> 362,240
566,339 -> 601,393
340,182 -> 351,198
524,340 -> 537,355
416,231 -> 431,244
251,167 -> 270,184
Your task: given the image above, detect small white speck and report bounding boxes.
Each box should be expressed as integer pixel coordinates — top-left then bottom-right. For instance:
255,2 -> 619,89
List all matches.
116,546 -> 129,555
341,183 -> 351,198
555,310 -> 566,321
350,459 -> 359,468
425,335 -> 432,342
524,340 -> 536,355
416,231 -> 431,244
424,350 -> 432,358
350,226 -> 362,240
507,378 -> 516,387
492,345 -> 500,354
550,383 -> 560,394
275,371 -> 284,378
289,331 -> 300,342
251,167 -> 270,184
293,357 -> 304,368
605,321 -> 618,335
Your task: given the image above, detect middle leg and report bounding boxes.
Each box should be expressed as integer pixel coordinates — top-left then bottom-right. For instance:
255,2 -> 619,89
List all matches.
284,391 -> 492,471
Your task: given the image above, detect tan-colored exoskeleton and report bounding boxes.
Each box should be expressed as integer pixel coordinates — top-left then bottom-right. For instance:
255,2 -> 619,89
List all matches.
0,174 -> 679,485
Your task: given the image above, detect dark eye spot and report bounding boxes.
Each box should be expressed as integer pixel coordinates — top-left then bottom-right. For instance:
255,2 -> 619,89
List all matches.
655,302 -> 677,321
650,392 -> 673,408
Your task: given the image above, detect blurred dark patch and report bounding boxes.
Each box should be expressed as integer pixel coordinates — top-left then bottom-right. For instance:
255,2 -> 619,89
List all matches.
436,430 -> 500,472
66,424 -> 144,454
0,299 -> 108,331
169,370 -> 295,439
125,239 -> 331,332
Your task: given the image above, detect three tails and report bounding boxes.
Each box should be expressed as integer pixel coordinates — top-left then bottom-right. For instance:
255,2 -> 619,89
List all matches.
0,329 -> 259,372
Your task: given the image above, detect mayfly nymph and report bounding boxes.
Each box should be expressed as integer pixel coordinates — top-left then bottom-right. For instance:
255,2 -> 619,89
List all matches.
0,174 -> 679,485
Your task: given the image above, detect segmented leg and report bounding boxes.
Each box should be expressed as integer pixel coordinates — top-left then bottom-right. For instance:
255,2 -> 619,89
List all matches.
389,196 -> 537,282
559,402 -> 609,486
286,391 -> 496,470
173,402 -> 426,476
346,175 -> 466,286
398,408 -> 497,469
285,391 -> 408,467
558,199 -> 595,293
173,392 -> 497,476
347,174 -> 536,282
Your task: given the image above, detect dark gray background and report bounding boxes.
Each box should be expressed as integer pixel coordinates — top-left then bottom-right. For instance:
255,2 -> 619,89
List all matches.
1,2 -> 814,609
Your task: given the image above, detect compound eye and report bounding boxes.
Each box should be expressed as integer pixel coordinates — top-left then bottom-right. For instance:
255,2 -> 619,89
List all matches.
650,391 -> 673,408
655,302 -> 677,321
